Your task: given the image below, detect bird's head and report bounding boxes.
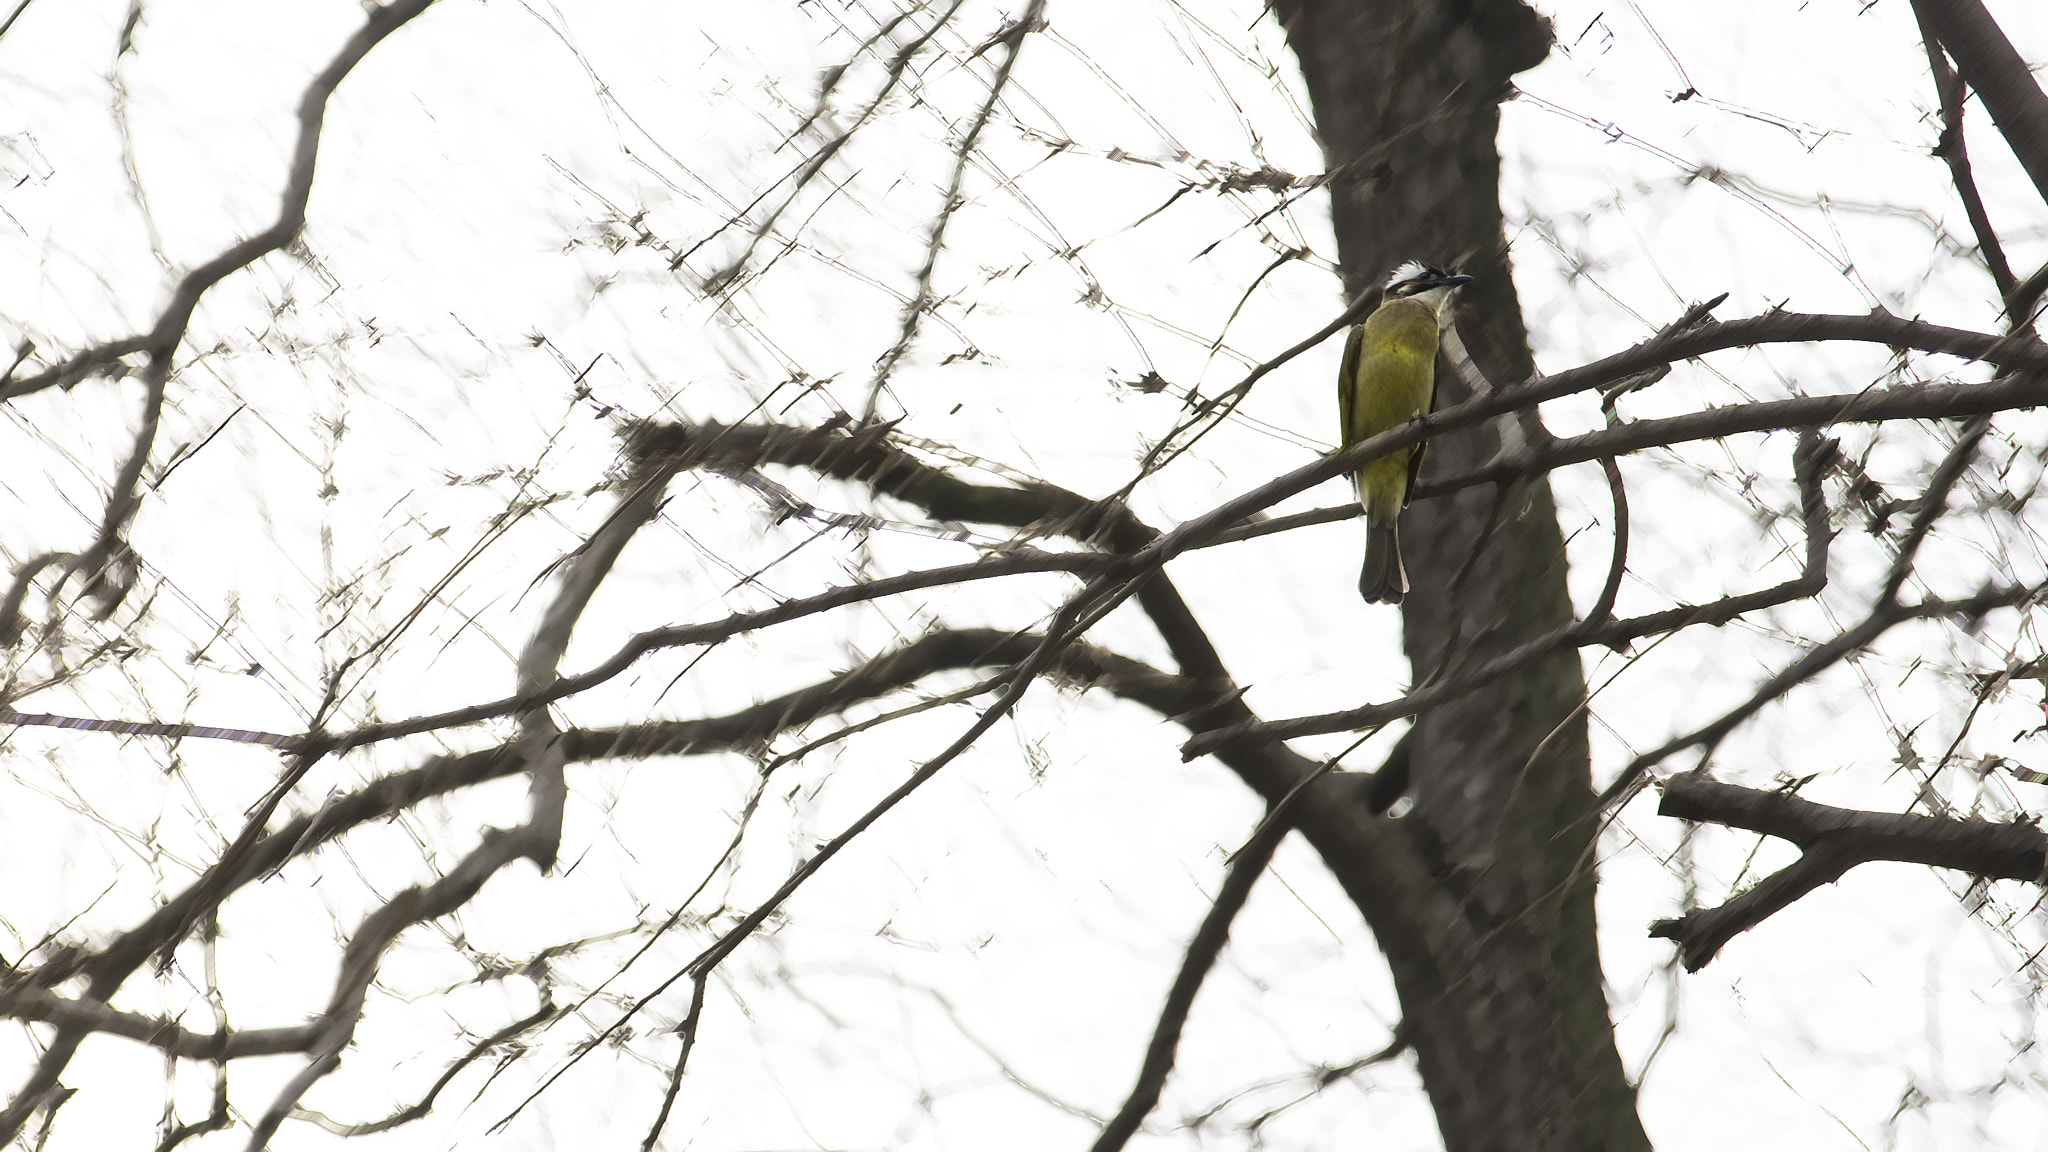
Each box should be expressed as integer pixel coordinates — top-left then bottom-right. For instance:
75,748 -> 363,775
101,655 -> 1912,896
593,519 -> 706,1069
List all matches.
1384,261 -> 1473,316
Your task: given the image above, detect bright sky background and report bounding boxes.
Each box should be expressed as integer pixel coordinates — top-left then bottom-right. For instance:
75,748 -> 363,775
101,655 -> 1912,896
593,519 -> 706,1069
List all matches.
4,1 -> 2048,1149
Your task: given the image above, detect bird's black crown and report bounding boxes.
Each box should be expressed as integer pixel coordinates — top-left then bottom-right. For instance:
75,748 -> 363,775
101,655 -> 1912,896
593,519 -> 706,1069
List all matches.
1384,260 -> 1474,297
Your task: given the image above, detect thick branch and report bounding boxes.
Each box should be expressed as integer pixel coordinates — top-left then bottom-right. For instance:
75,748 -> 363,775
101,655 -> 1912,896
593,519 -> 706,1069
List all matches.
510,440 -> 689,871
0,7 -> 444,1141
627,416 -> 1257,708
0,628 -> 1165,1139
648,308 -> 2048,566
1650,771 -> 2047,969
1915,6 -> 2019,297
0,984 -> 315,1060
1910,0 -> 2048,205
628,418 -> 1142,546
1193,582 -> 2034,763
16,632 -> 1147,997
313,549 -> 1108,756
1182,433 -> 1834,759
1432,370 -> 2048,495
245,824 -> 524,1149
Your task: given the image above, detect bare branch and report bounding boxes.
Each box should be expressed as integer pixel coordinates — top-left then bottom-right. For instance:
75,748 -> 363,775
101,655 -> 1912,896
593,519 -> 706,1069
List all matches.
1878,413 -> 1990,605
623,418 -> 1284,809
1091,811 -> 1290,1152
1,0 -> 440,401
1582,366 -> 1660,629
7,629 -> 1154,998
2010,261 -> 2048,330
1914,7 -> 2019,298
496,615 -> 1182,1123
155,914 -> 231,1152
244,824 -> 526,1149
290,1000 -> 559,1137
510,437 -> 690,871
1910,0 -> 2048,205
1597,581 -> 2042,809
672,597 -> 1103,982
43,366 -> 162,637
0,8 -> 448,1136
688,0 -> 968,288
0,710 -> 293,748
1111,292 -> 1378,501
1181,431 -> 1837,760
1192,580 -> 2036,767
863,0 -> 1047,422
627,418 -> 1141,546
0,627 -> 1163,1143
639,972 -> 710,1151
1429,369 -> 2048,497
0,983 -> 317,1061
1649,771 -> 2047,970
311,548 -> 1108,756
637,337 -> 2040,781
0,0 -> 40,43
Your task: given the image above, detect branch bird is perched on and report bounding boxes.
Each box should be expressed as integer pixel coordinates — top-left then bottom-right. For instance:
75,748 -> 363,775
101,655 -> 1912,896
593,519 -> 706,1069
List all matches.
1338,260 -> 1471,603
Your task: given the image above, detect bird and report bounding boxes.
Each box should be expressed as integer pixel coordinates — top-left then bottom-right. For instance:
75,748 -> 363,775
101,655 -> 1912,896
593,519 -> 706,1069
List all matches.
1338,260 -> 1471,603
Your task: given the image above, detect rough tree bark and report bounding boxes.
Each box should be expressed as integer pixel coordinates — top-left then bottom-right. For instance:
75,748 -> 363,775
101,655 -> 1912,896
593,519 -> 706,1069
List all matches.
7,3 -> 2047,1147
1263,1 -> 1653,1147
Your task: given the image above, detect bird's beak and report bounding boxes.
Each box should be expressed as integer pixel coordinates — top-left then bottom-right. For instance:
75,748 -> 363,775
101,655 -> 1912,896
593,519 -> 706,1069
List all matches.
1440,273 -> 1474,289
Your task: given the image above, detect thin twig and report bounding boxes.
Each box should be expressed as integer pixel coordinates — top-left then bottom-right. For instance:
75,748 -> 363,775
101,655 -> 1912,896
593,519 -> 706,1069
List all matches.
1,0 -> 441,402
861,0 -> 1046,422
1091,810 -> 1291,1152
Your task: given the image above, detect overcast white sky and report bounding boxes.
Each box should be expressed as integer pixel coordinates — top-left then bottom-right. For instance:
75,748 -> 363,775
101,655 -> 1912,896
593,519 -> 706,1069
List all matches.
4,1 -> 2048,1149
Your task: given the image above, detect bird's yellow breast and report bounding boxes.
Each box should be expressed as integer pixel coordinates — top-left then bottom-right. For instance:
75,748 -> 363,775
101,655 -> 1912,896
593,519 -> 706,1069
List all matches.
1339,296 -> 1441,444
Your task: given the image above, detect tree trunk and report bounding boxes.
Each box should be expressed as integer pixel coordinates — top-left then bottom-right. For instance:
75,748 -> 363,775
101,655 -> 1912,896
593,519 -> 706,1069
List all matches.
1268,2 -> 1652,1147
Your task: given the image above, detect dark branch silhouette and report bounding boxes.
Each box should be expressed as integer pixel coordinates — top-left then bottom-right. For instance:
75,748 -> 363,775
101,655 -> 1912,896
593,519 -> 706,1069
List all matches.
1909,0 -> 2048,202
0,0 -> 441,402
10,2 -> 2048,1147
1091,811 -> 1291,1152
1650,771 -> 2047,970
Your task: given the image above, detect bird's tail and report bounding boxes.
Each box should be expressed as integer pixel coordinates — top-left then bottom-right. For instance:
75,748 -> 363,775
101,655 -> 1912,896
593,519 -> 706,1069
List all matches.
1358,520 -> 1406,604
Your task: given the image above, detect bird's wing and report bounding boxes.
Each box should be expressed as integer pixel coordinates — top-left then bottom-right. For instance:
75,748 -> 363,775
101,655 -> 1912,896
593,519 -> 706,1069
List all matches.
1403,355 -> 1439,505
1337,323 -> 1364,443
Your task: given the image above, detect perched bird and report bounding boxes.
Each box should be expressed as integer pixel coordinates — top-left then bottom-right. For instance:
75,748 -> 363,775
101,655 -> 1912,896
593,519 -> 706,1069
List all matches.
1338,261 -> 1471,603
